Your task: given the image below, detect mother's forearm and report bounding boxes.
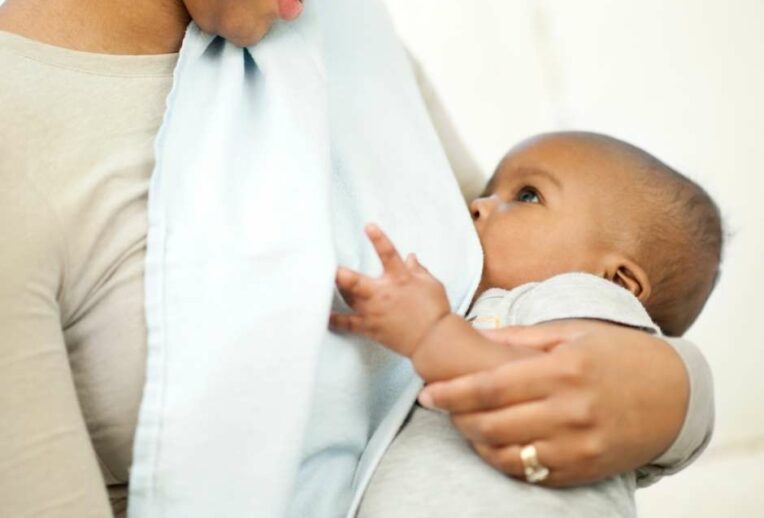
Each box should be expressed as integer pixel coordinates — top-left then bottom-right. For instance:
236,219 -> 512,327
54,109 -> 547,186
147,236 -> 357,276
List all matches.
636,336 -> 715,485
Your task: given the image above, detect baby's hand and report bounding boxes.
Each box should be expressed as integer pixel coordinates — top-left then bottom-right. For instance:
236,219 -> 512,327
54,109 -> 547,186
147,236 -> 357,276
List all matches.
329,224 -> 451,357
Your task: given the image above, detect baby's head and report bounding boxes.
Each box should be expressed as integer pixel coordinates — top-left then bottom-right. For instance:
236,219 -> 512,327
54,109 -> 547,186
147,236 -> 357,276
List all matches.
471,132 -> 723,336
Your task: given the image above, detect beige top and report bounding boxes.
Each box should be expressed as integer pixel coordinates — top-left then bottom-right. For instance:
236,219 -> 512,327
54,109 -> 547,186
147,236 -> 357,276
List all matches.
0,29 -> 712,518
0,30 -> 177,517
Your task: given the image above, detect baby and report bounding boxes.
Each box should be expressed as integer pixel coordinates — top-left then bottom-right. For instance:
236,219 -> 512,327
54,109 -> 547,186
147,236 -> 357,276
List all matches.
330,131 -> 723,517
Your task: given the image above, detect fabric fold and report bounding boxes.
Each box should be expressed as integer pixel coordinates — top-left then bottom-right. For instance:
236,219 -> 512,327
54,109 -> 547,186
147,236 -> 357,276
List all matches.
130,1 -> 482,516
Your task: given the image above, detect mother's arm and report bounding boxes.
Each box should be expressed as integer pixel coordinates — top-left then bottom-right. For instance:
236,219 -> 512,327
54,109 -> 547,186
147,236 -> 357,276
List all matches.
0,180 -> 111,516
418,321 -> 713,487
632,335 -> 713,486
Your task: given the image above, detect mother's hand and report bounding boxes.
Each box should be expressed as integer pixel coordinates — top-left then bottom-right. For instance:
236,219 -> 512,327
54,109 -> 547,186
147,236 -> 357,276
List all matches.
418,320 -> 689,487
184,0 -> 304,47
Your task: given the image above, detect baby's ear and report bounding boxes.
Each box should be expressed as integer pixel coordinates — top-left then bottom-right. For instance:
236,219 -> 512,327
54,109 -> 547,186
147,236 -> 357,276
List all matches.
604,255 -> 652,303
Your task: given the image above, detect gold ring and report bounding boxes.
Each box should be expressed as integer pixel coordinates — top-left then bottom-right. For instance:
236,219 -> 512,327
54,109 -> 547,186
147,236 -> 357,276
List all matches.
520,444 -> 550,483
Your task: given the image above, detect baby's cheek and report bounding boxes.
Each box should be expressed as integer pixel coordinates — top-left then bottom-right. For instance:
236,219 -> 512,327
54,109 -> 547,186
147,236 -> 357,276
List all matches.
481,235 -> 518,283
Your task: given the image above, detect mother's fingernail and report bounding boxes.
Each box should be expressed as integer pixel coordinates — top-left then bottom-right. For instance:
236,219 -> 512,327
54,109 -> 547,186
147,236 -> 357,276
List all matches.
418,390 -> 436,409
278,0 -> 304,21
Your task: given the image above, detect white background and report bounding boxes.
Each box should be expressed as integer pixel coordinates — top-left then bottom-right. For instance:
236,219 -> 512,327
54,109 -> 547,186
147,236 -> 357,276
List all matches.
2,0 -> 761,515
384,0 -> 764,516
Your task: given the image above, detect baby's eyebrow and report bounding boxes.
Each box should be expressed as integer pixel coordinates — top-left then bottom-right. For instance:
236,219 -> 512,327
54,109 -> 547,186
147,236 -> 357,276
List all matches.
480,176 -> 498,197
513,166 -> 563,190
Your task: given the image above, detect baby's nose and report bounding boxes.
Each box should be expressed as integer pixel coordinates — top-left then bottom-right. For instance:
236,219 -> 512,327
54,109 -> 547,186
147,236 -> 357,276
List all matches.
470,195 -> 497,221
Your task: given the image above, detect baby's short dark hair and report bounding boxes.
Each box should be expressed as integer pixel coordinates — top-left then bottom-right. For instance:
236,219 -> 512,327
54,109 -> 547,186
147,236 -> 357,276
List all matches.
580,132 -> 724,336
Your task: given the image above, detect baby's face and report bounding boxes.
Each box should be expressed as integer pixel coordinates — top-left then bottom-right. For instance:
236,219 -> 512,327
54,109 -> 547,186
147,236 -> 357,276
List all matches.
471,135 -> 626,295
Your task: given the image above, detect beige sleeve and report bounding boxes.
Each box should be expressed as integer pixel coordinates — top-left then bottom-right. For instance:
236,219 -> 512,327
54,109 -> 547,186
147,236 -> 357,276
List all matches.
0,176 -> 112,517
636,337 -> 715,486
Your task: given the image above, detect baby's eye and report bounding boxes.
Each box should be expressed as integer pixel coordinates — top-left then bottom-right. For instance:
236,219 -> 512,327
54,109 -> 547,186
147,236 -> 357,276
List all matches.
516,187 -> 541,204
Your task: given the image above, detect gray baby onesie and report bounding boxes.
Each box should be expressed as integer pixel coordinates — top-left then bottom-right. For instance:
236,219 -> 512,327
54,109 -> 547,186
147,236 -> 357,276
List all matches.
357,273 -> 660,518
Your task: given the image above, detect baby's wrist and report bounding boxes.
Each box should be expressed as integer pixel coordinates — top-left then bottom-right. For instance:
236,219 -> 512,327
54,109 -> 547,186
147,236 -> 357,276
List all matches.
410,312 -> 458,377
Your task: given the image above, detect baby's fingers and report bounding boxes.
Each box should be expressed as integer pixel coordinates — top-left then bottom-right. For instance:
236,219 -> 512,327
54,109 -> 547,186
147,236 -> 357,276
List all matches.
336,266 -> 374,304
329,312 -> 367,335
405,253 -> 429,275
365,224 -> 406,275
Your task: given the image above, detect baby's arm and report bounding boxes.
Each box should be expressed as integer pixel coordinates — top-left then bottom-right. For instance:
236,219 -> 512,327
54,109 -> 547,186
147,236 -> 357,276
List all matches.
329,224 -> 539,382
411,313 -> 540,381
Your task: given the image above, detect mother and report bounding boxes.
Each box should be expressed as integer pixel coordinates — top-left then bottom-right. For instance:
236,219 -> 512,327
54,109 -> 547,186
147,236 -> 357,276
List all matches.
0,0 -> 712,517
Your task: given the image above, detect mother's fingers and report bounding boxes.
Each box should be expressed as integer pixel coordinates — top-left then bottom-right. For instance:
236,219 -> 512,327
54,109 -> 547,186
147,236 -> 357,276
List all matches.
450,400 -> 557,446
419,354 -> 562,413
477,431 -> 613,488
472,442 -> 525,478
472,440 -> 567,487
472,442 -> 538,480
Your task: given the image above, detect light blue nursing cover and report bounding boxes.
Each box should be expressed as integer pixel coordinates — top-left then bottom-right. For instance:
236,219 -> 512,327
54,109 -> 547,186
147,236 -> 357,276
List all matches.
129,1 -> 482,516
